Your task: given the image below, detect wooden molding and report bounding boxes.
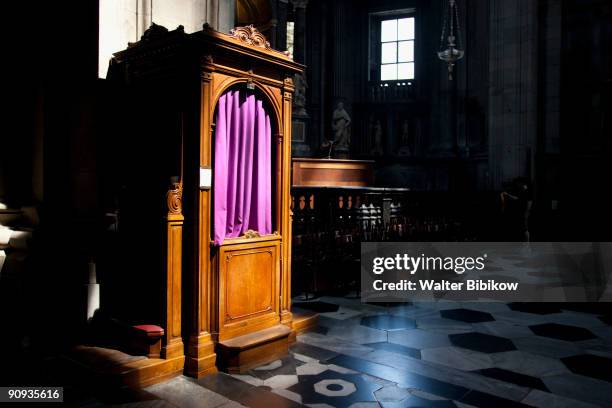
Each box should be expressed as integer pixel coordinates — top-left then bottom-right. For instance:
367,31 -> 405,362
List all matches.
292,158 -> 375,188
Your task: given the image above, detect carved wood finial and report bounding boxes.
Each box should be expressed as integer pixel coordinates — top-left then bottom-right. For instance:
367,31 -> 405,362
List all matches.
229,25 -> 271,51
167,183 -> 183,215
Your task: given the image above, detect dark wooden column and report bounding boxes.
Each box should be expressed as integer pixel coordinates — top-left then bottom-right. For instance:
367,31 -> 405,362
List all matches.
185,64 -> 218,378
281,77 -> 295,328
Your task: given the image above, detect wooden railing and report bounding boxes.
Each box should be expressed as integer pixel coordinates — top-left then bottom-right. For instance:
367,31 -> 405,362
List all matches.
290,187 -> 498,296
367,80 -> 416,103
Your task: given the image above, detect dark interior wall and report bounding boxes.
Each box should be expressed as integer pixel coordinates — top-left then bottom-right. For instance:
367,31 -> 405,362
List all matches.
296,0 -> 611,238
1,1 -> 54,207
40,0 -> 101,339
1,0 -> 103,355
304,0 -> 328,151
301,0 -> 494,191
459,0 -> 490,191
531,0 -> 612,241
1,0 -> 189,353
555,0 -> 612,240
0,0 -> 238,360
299,0 -> 610,190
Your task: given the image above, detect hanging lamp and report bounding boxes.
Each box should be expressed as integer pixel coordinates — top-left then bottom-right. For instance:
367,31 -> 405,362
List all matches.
437,0 -> 464,80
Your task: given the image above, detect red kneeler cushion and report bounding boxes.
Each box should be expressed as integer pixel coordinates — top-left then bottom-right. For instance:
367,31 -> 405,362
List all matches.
133,325 -> 164,338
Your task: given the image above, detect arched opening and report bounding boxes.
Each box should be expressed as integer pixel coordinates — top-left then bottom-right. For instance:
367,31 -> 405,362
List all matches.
211,84 -> 279,245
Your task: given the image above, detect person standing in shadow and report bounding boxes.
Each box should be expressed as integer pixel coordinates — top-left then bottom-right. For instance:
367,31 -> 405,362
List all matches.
500,178 -> 533,242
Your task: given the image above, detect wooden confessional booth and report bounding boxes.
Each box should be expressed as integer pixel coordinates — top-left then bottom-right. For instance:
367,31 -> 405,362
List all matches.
109,23 -> 303,382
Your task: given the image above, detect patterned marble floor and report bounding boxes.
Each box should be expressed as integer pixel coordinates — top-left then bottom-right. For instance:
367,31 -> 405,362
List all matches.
71,297 -> 612,407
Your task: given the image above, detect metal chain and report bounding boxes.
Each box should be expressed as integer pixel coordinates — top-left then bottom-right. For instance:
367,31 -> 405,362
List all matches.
439,0 -> 449,51
449,0 -> 455,43
454,0 -> 463,49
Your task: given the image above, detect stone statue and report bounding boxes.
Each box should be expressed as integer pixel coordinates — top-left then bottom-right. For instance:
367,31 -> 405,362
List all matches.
397,119 -> 412,156
331,102 -> 351,148
293,72 -> 308,116
372,119 -> 384,156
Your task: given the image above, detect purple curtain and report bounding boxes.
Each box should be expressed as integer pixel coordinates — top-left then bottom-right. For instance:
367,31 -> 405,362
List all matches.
213,89 -> 272,245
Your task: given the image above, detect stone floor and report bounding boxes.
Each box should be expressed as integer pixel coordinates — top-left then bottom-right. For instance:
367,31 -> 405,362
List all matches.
71,297 -> 612,407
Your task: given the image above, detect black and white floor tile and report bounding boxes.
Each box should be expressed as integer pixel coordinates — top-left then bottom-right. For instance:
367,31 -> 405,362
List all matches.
228,296 -> 612,408
71,297 -> 612,407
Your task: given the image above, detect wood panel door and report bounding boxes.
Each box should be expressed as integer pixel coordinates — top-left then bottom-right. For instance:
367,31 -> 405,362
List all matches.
217,237 -> 281,341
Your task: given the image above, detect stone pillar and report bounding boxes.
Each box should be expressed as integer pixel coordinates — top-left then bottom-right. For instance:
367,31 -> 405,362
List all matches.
542,0 -> 561,155
430,0 -> 458,159
216,0 -> 236,33
276,1 -> 288,52
292,0 -> 307,64
153,0 -> 206,33
306,0 -> 327,154
487,0 -> 538,189
137,0 -> 152,38
329,0 -> 350,158
332,0 -> 345,100
534,0 -> 561,210
98,1 -> 138,78
291,0 -> 310,157
455,0 -> 468,156
462,0 -> 490,190
269,2 -> 278,50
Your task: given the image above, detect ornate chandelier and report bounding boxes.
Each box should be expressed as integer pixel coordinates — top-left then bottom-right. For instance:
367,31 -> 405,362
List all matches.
437,0 -> 464,80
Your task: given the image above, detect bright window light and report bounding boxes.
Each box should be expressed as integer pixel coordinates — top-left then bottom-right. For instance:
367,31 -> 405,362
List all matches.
380,17 -> 415,81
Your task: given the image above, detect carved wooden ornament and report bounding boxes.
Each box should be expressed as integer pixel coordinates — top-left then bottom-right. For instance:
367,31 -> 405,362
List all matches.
242,229 -> 262,239
229,25 -> 271,50
166,183 -> 183,215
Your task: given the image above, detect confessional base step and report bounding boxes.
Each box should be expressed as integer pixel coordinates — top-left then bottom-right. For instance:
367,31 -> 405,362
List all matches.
217,324 -> 291,373
62,345 -> 184,388
291,307 -> 319,335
